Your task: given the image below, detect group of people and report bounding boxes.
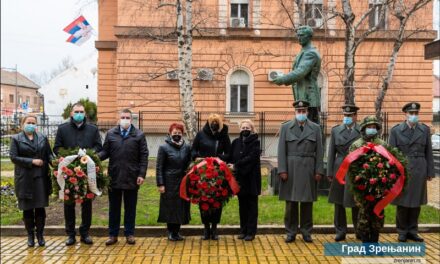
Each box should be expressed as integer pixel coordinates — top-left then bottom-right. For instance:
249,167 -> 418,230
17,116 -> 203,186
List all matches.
277,100 -> 433,244
9,99 -> 434,247
10,103 -> 261,247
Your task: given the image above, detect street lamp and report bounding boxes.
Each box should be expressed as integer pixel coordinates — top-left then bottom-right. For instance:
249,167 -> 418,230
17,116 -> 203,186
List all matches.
36,91 -> 46,134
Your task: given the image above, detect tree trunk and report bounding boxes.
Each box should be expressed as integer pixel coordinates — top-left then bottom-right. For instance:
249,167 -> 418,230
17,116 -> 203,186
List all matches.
177,0 -> 197,141
341,0 -> 356,104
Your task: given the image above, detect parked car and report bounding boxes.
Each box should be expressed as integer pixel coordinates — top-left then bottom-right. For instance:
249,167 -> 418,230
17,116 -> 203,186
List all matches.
432,133 -> 440,151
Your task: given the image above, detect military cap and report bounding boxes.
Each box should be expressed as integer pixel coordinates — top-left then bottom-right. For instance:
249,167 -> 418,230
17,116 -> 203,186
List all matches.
342,104 -> 360,114
292,100 -> 310,109
402,102 -> 420,112
360,115 -> 382,131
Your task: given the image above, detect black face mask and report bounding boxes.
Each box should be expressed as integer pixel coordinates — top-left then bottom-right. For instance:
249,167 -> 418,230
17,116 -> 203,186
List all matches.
210,123 -> 219,132
171,135 -> 182,142
240,130 -> 251,137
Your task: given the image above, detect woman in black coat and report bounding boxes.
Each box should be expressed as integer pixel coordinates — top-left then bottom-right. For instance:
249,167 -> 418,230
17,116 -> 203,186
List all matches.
156,123 -> 192,241
228,119 -> 261,241
9,115 -> 53,247
191,114 -> 231,240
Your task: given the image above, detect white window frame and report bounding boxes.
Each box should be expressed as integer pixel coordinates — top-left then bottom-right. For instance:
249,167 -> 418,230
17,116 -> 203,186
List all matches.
226,67 -> 254,113
369,0 -> 387,30
230,0 -> 249,27
304,0 -> 324,28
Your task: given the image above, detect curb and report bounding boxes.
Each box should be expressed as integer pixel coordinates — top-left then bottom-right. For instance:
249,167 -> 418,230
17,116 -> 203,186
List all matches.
1,224 -> 439,237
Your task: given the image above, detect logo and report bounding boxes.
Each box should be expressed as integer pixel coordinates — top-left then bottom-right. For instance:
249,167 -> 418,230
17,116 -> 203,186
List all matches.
298,101 -> 303,107
345,106 -> 351,112
411,103 -> 416,109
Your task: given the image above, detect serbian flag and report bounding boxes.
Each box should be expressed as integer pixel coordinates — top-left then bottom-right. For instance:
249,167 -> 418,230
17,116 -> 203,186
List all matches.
63,15 -> 94,46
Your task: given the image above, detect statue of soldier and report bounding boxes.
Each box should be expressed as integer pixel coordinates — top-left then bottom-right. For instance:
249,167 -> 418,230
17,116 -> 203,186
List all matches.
272,26 -> 322,124
389,102 -> 434,242
327,104 -> 361,242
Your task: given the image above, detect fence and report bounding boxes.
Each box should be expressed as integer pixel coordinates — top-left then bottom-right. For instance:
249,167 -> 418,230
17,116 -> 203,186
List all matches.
1,111 -> 438,158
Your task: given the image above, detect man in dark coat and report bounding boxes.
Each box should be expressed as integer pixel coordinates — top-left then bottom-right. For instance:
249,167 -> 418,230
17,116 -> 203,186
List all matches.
327,104 -> 361,241
277,100 -> 324,243
389,102 -> 434,242
99,109 -> 149,245
53,102 -> 103,246
228,119 -> 261,241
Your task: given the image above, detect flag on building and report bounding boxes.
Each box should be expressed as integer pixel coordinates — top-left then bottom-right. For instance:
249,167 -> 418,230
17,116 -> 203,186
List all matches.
63,15 -> 94,46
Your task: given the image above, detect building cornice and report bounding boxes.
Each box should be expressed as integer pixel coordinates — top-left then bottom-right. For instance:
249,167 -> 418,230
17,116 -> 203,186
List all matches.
111,26 -> 437,42
95,41 -> 118,51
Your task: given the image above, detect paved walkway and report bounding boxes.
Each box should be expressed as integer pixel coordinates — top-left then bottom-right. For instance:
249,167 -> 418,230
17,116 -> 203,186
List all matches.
1,234 -> 439,263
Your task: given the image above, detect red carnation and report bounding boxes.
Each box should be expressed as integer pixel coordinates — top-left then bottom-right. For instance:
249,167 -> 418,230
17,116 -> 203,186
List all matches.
365,195 -> 375,202
357,185 -> 367,191
354,175 -> 362,182
201,203 -> 209,211
86,193 -> 95,199
190,181 -> 196,186
381,177 -> 387,183
213,171 -> 219,178
69,177 -> 78,184
377,163 -> 384,169
191,198 -> 199,204
219,163 -> 228,171
216,179 -> 223,185
66,169 -> 74,176
61,166 -> 68,173
198,168 -> 204,174
201,182 -> 209,189
222,189 -> 228,196
208,198 -> 214,204
76,170 -> 85,178
75,198 -> 84,204
201,195 -> 208,201
190,174 -> 200,181
64,195 -> 70,201
362,164 -> 369,169
213,201 -> 221,208
390,173 -> 396,180
216,192 -> 221,197
54,171 -> 59,177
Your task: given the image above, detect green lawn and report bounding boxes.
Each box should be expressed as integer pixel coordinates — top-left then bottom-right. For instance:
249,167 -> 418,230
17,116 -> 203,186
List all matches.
2,175 -> 439,226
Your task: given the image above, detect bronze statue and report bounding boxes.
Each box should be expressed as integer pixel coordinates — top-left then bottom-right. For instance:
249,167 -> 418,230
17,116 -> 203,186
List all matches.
273,26 -> 322,123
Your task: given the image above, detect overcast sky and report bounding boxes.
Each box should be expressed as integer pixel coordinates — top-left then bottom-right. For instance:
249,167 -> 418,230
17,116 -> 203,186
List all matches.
1,0 -> 439,78
1,0 -> 97,77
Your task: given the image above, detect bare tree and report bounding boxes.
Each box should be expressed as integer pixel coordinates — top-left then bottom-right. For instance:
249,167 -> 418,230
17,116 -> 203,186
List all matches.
374,0 -> 432,119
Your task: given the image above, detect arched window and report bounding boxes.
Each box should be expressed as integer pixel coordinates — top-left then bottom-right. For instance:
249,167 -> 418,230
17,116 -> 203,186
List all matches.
228,70 -> 251,113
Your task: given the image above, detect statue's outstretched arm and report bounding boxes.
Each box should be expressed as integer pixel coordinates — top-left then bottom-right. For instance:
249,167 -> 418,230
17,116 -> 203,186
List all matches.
273,52 -> 318,85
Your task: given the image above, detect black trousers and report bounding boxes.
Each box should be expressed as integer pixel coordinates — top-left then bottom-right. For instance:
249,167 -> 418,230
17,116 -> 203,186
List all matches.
284,201 -> 313,236
334,204 -> 359,236
167,223 -> 181,235
238,195 -> 258,236
108,188 -> 138,237
64,199 -> 92,237
200,207 -> 223,224
23,208 -> 46,234
396,206 -> 421,236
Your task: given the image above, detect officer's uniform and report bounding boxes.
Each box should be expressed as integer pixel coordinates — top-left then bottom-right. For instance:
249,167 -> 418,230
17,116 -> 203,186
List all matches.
389,102 -> 434,242
327,104 -> 361,241
277,100 -> 324,243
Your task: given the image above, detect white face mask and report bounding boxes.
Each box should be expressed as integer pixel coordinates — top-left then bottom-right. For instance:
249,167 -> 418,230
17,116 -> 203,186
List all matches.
120,119 -> 131,129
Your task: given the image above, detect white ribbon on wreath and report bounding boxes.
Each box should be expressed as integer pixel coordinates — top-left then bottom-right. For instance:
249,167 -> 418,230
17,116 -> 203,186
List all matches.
56,148 -> 102,199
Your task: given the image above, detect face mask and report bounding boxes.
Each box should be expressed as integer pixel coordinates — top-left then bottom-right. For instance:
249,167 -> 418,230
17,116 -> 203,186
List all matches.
210,123 -> 219,132
296,113 -> 307,122
365,128 -> 377,136
241,130 -> 251,137
72,113 -> 85,123
171,135 -> 182,142
343,116 -> 353,126
24,124 -> 36,133
120,119 -> 131,129
407,115 -> 419,124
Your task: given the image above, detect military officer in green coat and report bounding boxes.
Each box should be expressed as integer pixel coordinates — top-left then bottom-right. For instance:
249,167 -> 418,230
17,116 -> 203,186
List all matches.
327,104 -> 361,241
389,102 -> 434,242
277,100 -> 324,243
272,26 -> 322,124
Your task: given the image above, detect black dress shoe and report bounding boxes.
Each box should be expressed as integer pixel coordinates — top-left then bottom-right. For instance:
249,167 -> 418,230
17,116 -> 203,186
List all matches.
168,233 -> 178,241
244,235 -> 255,241
65,236 -> 76,246
80,235 -> 93,245
237,234 -> 246,240
335,233 -> 346,242
285,235 -> 296,243
27,233 -> 35,247
398,234 -> 407,242
202,226 -> 210,240
302,235 -> 313,243
407,233 -> 424,242
174,233 -> 184,241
